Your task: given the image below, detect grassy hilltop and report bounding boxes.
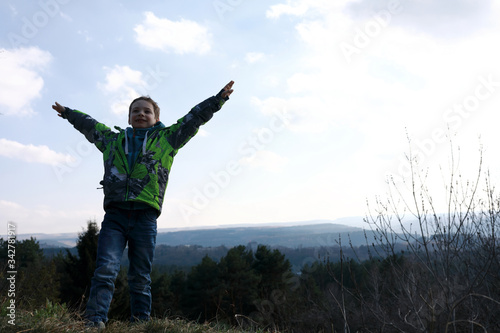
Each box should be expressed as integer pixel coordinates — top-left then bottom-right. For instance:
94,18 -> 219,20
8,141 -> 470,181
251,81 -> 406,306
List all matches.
1,300 -> 269,333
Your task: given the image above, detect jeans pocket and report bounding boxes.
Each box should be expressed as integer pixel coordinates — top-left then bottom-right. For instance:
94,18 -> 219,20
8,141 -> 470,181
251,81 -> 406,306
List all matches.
142,208 -> 158,223
139,209 -> 158,236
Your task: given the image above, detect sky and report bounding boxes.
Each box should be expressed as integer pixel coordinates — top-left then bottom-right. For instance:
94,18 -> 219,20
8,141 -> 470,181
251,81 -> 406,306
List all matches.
1,0 -> 500,235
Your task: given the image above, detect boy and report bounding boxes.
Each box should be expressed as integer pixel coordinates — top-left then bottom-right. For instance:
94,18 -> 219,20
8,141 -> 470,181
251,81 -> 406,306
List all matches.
52,81 -> 234,328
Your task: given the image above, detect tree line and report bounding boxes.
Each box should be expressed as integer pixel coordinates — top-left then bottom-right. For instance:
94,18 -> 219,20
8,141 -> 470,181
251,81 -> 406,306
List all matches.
3,144 -> 499,332
1,212 -> 499,332
1,148 -> 500,333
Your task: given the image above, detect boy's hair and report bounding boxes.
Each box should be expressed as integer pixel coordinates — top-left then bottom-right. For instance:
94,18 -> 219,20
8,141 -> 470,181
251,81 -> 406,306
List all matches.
129,96 -> 160,119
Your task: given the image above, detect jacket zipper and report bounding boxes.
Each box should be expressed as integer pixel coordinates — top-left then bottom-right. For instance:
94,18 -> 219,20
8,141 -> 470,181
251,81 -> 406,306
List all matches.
117,133 -> 131,201
119,128 -> 155,201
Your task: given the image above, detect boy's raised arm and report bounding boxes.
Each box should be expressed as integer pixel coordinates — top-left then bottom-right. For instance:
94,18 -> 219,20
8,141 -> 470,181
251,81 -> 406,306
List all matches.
52,101 -> 66,118
219,80 -> 234,100
166,80 -> 235,150
51,101 -> 116,152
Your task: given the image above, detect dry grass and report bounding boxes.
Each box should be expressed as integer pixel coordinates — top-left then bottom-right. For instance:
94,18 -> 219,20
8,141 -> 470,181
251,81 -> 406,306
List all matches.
1,300 -> 268,333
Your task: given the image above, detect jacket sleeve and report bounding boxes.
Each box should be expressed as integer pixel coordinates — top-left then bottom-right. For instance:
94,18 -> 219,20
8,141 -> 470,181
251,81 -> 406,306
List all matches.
62,108 -> 117,152
166,92 -> 228,151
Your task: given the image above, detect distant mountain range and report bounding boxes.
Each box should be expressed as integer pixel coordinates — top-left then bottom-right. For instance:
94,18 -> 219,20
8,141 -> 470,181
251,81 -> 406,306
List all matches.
155,222 -> 368,248
7,217 -> 374,249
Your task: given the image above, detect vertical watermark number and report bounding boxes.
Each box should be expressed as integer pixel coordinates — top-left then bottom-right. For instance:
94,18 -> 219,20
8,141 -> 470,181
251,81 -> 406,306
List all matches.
6,222 -> 17,326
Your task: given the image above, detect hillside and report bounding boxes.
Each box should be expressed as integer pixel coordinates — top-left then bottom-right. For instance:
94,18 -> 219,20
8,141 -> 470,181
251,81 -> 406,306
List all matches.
11,218 -> 369,248
155,222 -> 366,248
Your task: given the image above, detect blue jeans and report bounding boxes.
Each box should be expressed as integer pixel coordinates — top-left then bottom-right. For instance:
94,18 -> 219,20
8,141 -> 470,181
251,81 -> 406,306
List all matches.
85,206 -> 157,323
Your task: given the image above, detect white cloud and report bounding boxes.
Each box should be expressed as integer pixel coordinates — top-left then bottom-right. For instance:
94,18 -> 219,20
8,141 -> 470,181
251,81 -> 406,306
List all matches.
59,11 -> 73,22
77,30 -> 92,42
251,95 -> 330,133
101,65 -> 145,93
0,200 -> 22,211
0,47 -> 52,117
134,12 -> 211,55
98,65 -> 148,115
260,0 -> 500,140
0,138 -> 75,166
8,4 -> 18,16
266,0 -> 347,19
262,75 -> 280,87
0,200 -> 99,235
259,1 -> 500,212
345,0 -> 494,38
266,1 -> 310,19
239,150 -> 288,172
0,200 -> 29,229
245,52 -> 265,64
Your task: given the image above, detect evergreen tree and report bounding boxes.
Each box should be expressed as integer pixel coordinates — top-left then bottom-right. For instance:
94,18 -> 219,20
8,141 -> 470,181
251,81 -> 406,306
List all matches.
150,268 -> 173,318
249,245 -> 293,329
185,255 -> 222,322
57,219 -> 99,308
218,246 -> 260,321
0,237 -> 60,309
252,245 -> 292,299
168,270 -> 186,317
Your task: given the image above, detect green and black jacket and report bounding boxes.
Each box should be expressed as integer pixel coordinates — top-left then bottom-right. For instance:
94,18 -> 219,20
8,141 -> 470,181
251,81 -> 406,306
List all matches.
62,93 -> 228,215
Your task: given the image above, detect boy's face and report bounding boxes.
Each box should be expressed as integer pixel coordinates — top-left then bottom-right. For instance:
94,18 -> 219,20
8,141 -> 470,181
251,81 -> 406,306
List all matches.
128,100 -> 159,128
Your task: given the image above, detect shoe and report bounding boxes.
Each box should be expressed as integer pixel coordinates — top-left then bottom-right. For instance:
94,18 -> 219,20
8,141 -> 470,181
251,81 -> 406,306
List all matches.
130,315 -> 150,323
85,320 -> 105,332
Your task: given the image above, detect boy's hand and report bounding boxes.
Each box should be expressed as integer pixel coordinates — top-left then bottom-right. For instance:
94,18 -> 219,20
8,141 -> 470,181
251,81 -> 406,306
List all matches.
220,80 -> 234,99
52,102 -> 66,118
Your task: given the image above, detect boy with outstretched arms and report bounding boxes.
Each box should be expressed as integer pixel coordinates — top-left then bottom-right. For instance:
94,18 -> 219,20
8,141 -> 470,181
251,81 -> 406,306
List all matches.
52,81 -> 234,328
